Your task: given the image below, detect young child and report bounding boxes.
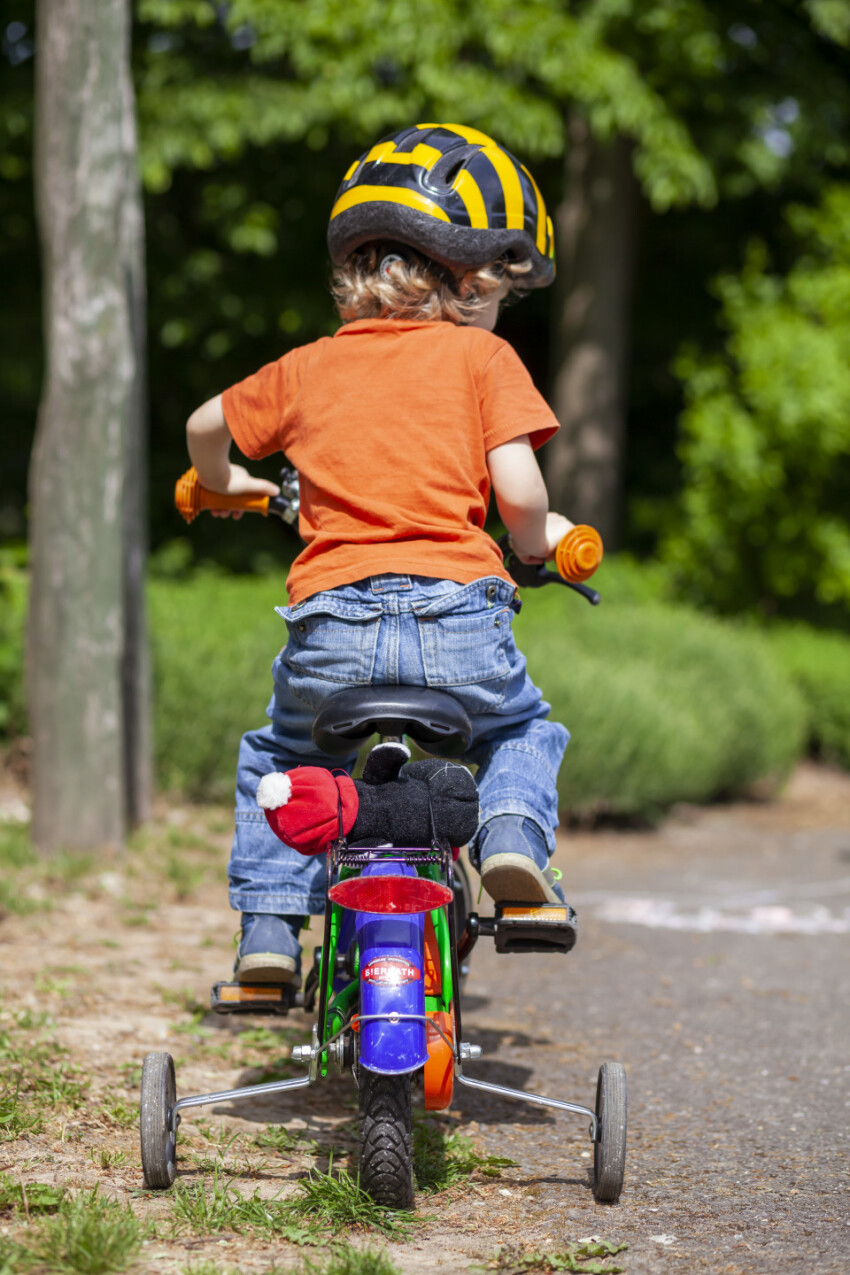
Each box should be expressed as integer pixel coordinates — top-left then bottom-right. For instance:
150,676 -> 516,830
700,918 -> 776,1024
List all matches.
185,123 -> 573,986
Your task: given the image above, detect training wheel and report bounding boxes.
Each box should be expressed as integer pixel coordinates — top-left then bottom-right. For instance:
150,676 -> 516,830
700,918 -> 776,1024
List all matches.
593,1061 -> 627,1203
140,1051 -> 177,1189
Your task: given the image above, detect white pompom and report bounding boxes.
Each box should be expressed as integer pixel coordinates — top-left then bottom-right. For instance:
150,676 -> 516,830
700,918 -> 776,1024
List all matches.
256,771 -> 293,810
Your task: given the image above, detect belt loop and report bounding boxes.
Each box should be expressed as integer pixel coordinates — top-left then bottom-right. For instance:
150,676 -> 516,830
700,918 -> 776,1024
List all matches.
370,574 -> 413,593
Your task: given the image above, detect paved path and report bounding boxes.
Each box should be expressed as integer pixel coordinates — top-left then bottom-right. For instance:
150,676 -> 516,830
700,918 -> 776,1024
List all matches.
453,763 -> 850,1273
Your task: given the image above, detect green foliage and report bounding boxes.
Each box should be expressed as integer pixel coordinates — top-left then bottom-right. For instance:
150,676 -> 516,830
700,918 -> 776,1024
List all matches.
150,563 -> 809,817
662,185 -> 850,618
136,0 -> 715,209
4,1189 -> 147,1275
0,1012 -> 88,1143
0,551 -> 27,740
487,1239 -> 627,1274
294,1246 -> 402,1275
283,1162 -> 420,1238
514,561 -> 807,817
412,1118 -> 516,1191
0,1173 -> 65,1214
149,571 -> 287,799
767,625 -> 850,768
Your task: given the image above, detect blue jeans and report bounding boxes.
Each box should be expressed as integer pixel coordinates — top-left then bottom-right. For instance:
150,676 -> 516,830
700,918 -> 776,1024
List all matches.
229,575 -> 569,914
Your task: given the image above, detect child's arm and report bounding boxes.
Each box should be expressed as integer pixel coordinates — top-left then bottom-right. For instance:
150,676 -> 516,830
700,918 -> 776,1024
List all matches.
487,436 -> 573,564
186,395 -> 280,502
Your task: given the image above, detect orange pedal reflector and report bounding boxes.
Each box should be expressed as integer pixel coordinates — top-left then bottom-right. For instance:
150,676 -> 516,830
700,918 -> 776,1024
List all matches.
219,984 -> 284,1003
424,1009 -> 454,1111
210,981 -> 295,1015
501,905 -> 570,923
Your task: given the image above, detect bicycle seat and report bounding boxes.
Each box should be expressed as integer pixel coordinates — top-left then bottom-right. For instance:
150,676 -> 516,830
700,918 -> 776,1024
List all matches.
312,686 -> 472,757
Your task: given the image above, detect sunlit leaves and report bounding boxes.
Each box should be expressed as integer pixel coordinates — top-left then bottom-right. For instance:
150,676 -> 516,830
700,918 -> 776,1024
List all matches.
663,185 -> 850,614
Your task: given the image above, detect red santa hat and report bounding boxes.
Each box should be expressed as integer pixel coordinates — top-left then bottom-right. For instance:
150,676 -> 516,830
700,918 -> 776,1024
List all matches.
256,767 -> 359,856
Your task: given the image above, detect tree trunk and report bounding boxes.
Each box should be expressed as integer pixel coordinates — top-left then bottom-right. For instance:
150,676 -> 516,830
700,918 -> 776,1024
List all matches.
547,111 -> 636,548
28,0 -> 150,850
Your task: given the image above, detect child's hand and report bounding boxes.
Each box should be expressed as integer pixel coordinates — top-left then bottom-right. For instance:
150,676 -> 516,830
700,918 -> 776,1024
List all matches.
511,512 -> 575,564
209,464 -> 280,519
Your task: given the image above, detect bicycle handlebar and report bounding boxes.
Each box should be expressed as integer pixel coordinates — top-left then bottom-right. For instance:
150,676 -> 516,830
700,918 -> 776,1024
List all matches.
175,468 -> 602,603
175,467 -> 300,525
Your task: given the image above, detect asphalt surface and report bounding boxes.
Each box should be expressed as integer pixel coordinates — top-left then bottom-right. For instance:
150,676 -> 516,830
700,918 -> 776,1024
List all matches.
450,764 -> 850,1273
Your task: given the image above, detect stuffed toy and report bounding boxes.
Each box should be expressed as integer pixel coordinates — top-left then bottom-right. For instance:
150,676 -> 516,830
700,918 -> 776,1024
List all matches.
256,743 -> 479,857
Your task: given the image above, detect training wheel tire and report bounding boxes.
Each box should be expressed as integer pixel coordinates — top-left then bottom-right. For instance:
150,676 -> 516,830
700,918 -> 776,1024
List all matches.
140,1051 -> 177,1189
359,1068 -> 414,1209
593,1061 -> 627,1203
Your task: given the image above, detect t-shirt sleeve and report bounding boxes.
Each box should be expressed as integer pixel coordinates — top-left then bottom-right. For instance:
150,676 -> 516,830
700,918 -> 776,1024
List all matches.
477,340 -> 560,452
221,351 -> 298,460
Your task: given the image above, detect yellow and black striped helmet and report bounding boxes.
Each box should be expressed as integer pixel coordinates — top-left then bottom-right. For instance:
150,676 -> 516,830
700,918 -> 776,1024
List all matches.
328,123 -> 555,286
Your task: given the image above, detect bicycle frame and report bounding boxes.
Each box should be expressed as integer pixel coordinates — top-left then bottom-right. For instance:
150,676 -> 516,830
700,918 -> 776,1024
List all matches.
315,839 -> 458,1090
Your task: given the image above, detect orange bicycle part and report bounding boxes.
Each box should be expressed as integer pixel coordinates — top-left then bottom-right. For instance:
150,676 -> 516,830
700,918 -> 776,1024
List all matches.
174,467 -> 272,524
554,524 -> 604,583
424,1009 -> 454,1111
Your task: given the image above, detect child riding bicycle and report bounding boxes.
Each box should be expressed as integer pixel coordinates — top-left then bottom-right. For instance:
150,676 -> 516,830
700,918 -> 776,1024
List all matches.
184,123 -> 574,987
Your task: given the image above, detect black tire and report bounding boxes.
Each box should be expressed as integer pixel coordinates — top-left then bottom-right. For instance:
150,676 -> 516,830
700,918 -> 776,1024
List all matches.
593,1061 -> 627,1203
359,1068 -> 414,1209
140,1052 -> 177,1189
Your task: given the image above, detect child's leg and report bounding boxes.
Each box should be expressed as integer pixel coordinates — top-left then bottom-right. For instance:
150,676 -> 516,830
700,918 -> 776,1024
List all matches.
230,647 -> 358,981
466,706 -> 569,904
401,575 -> 569,904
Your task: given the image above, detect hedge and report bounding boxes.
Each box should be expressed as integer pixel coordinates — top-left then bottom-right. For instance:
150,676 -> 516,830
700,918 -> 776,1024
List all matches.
150,560 -> 807,817
1,559 -> 833,817
512,575 -> 805,818
766,625 -> 850,769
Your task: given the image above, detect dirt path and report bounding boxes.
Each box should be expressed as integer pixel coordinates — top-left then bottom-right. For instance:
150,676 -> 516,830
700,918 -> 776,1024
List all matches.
0,763 -> 848,1274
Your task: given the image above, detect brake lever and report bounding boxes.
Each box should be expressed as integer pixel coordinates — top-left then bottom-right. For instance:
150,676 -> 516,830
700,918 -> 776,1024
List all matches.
497,535 -> 601,606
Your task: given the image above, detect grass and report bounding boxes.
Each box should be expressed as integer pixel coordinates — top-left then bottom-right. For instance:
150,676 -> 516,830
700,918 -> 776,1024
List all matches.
2,1189 -> 147,1274
412,1118 -> 517,1192
169,1173 -> 320,1246
284,1162 -> 421,1239
127,822 -> 225,901
0,821 -> 98,918
0,1013 -> 88,1143
487,1240 -> 628,1273
253,1124 -> 319,1154
294,1246 -> 402,1275
176,1253 -> 401,1275
89,1149 -> 127,1171
0,1172 -> 65,1214
170,1159 -> 419,1243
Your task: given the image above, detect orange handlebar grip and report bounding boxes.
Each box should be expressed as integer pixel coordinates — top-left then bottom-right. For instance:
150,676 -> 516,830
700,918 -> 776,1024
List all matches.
174,468 -> 271,524
554,525 -> 604,583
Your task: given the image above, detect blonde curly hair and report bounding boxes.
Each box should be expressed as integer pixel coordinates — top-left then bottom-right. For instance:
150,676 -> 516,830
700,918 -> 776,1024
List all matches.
331,241 -> 532,324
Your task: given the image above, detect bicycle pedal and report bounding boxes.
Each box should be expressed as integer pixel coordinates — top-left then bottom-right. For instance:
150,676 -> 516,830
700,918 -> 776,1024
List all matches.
492,903 -> 578,955
210,981 -> 302,1016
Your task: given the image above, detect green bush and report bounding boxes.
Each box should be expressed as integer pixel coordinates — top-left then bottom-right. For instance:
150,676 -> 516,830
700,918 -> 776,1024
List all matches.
514,567 -> 806,818
661,185 -> 850,618
0,560 -> 822,815
149,570 -> 286,800
152,561 -> 807,817
766,625 -> 850,768
0,549 -> 27,740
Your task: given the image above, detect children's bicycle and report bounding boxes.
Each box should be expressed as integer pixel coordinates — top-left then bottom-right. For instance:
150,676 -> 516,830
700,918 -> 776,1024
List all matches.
138,469 -> 627,1206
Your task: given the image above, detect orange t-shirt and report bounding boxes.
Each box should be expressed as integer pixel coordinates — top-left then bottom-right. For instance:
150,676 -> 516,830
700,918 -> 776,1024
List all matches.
221,318 -> 559,604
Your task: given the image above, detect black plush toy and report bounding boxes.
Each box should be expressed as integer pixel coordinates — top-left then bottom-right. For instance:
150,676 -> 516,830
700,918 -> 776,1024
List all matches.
256,743 -> 479,856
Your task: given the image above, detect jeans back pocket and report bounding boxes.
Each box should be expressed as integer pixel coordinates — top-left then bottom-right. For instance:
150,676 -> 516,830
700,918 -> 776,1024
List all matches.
278,597 -> 382,688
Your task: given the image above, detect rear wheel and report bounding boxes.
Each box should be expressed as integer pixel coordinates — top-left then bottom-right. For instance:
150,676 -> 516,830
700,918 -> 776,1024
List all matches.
359,1068 -> 414,1209
593,1061 -> 627,1203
